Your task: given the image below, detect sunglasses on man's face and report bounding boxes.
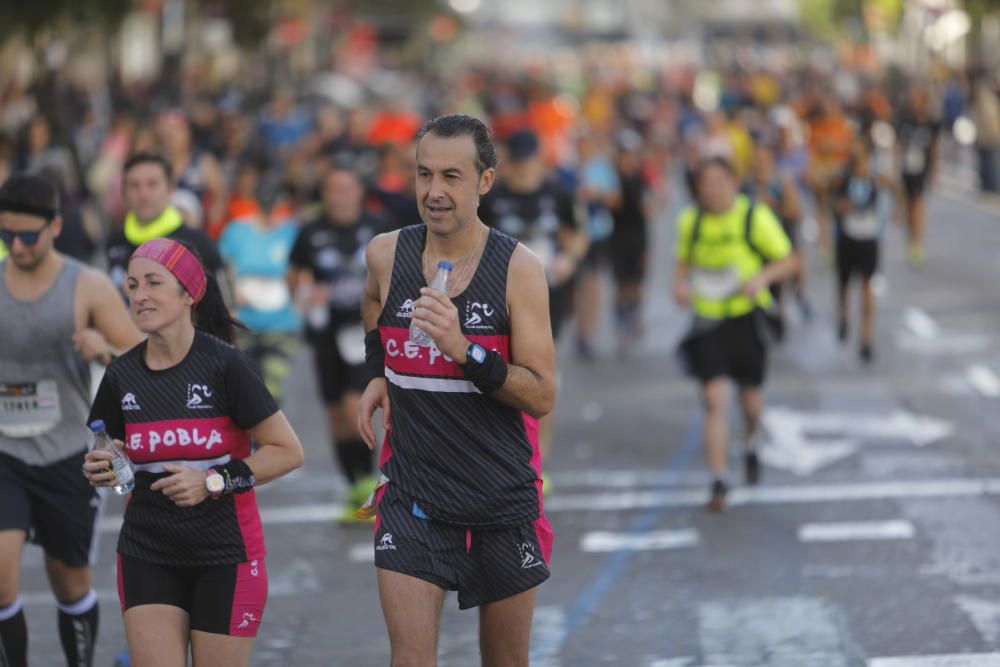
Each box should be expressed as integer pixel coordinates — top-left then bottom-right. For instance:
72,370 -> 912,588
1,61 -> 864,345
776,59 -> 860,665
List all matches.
0,219 -> 53,247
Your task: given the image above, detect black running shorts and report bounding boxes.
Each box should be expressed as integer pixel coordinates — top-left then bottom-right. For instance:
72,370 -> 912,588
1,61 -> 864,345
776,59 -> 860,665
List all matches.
836,237 -> 879,286
682,313 -> 767,388
0,449 -> 100,567
373,483 -> 551,610
311,332 -> 368,404
117,554 -> 268,637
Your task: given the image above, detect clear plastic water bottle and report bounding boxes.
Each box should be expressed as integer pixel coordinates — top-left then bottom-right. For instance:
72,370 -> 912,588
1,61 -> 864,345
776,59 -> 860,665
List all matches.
409,260 -> 453,347
89,420 -> 135,495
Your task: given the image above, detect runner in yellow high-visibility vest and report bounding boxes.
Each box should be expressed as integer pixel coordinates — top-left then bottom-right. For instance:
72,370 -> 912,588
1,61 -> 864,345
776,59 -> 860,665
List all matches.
673,157 -> 799,512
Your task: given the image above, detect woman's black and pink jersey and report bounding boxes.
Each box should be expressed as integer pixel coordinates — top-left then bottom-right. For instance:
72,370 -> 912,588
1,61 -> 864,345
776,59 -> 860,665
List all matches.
89,331 -> 278,566
377,225 -> 550,540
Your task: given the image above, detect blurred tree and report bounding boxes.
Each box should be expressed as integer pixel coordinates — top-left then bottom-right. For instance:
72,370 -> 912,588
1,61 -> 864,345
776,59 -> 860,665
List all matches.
799,0 -> 903,38
0,0 -> 131,42
217,0 -> 275,48
964,0 -> 1000,25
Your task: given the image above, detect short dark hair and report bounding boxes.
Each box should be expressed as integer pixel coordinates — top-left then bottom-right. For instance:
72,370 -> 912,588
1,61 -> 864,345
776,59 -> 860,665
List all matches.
0,172 -> 60,220
416,114 -> 498,176
693,156 -> 737,182
123,151 -> 173,182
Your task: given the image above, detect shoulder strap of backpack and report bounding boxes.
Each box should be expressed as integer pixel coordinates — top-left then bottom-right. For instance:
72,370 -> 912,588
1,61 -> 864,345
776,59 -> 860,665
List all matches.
687,207 -> 704,263
743,198 -> 768,265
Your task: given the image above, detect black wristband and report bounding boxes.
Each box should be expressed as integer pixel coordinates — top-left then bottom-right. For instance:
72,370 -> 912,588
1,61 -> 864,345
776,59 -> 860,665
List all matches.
217,458 -> 256,494
364,329 -> 386,386
462,347 -> 508,394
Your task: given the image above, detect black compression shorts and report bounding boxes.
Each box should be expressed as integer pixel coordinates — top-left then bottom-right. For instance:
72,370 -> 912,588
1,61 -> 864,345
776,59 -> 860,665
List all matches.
117,554 -> 268,637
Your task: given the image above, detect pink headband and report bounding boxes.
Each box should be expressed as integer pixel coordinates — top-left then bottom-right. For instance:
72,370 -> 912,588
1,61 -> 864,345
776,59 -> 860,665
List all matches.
130,238 -> 207,303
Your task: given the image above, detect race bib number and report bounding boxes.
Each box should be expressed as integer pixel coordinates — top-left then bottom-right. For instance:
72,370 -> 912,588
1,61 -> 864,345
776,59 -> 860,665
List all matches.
236,276 -> 291,312
336,323 -> 366,365
0,380 -> 61,438
904,146 -> 926,174
843,211 -> 879,240
691,265 -> 742,301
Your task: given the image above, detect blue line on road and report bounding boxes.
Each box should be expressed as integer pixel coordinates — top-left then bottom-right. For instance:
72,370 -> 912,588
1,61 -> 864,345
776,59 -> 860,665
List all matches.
531,410 -> 703,664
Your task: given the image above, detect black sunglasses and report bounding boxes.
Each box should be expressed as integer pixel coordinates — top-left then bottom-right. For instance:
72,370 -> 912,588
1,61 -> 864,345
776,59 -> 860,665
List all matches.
0,218 -> 54,247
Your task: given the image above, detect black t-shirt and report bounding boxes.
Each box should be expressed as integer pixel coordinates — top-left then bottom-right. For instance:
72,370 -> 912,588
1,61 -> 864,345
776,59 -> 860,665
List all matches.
106,223 -> 224,294
896,112 -> 941,177
612,169 -> 648,240
479,178 -> 578,275
88,330 -> 278,566
288,213 -> 384,332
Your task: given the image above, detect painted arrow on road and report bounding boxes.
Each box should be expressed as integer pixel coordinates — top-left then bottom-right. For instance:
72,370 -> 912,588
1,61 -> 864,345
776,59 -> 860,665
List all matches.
761,406 -> 955,476
955,595 -> 1000,644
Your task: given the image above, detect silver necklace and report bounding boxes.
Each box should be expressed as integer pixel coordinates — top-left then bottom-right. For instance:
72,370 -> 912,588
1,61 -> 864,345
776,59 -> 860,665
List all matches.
423,224 -> 487,298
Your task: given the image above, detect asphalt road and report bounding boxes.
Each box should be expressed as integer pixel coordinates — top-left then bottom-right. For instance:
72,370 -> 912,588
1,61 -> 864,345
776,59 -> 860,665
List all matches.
17,170 -> 1000,666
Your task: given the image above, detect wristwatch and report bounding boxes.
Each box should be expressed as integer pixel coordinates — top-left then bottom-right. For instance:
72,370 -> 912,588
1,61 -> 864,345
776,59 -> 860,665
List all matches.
466,342 -> 488,365
206,469 -> 226,497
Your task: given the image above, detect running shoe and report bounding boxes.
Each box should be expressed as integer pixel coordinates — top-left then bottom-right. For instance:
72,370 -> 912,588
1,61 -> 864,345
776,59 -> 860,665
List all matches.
860,342 -> 874,364
745,451 -> 761,485
706,479 -> 729,513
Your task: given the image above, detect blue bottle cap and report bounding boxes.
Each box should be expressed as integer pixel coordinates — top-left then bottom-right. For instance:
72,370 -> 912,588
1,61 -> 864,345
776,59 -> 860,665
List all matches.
89,420 -> 105,433
437,260 -> 453,271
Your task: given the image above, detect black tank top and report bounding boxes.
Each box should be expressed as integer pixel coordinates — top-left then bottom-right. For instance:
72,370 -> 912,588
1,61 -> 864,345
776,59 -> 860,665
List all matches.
377,224 -> 542,527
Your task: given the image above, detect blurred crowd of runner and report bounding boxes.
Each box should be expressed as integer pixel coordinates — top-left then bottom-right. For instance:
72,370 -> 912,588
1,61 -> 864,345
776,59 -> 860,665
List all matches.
1,35 -> 999,499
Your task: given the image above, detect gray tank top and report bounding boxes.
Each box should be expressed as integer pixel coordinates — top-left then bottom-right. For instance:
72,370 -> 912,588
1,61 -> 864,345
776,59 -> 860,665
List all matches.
0,258 -> 93,465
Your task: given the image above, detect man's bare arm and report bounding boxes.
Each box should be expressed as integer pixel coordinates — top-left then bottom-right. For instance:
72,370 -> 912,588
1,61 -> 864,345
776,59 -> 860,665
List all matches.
490,245 -> 556,419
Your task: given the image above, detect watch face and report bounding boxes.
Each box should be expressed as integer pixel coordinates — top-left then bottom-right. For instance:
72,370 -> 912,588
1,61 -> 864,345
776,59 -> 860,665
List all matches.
470,344 -> 487,364
206,474 -> 225,493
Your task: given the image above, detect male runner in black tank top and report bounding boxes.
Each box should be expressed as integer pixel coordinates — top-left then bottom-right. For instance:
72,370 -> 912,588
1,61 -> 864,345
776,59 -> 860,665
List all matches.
358,114 -> 556,666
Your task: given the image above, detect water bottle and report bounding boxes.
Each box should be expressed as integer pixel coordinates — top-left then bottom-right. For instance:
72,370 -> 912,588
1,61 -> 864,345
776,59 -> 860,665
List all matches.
89,420 -> 135,495
409,260 -> 453,347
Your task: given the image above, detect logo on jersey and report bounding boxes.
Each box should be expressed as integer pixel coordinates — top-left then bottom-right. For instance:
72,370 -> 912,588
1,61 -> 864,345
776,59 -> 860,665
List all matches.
237,612 -> 258,629
463,302 -> 495,330
376,533 -> 397,551
396,299 -> 415,319
186,384 -> 214,410
121,392 -> 141,411
250,560 -> 259,577
518,542 -> 542,569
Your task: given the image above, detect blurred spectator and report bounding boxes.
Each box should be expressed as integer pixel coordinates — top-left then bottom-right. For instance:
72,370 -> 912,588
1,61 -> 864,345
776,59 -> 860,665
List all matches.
219,181 -> 301,404
257,87 -> 312,159
969,73 -> 1000,195
155,109 -> 227,229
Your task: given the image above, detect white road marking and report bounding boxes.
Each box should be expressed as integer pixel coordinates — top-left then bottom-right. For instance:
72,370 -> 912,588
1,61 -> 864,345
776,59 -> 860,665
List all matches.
903,307 -> 940,340
553,469 -> 709,489
580,529 -> 699,553
699,597 -> 848,667
896,333 -> 991,356
528,606 -> 567,667
954,596 -> 1000,644
870,654 -> 1000,666
99,502 -> 345,533
965,365 -> 1000,398
798,520 -> 915,543
761,406 -> 954,476
348,543 -> 375,563
96,478 -> 1000,532
268,558 -> 319,595
647,659 -> 696,667
546,477 -> 1000,513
